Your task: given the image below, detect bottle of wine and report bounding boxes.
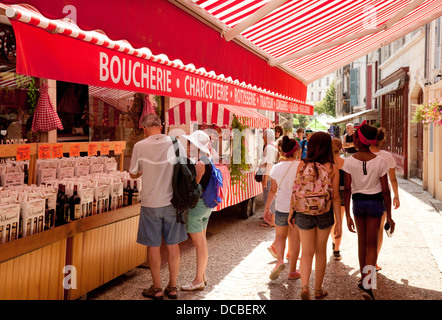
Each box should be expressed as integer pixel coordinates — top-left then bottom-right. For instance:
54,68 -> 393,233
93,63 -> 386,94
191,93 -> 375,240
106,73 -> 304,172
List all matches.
23,163 -> 28,185
132,180 -> 139,203
62,185 -> 70,224
56,184 -> 64,226
123,179 -> 129,207
70,185 -> 82,220
44,198 -> 53,230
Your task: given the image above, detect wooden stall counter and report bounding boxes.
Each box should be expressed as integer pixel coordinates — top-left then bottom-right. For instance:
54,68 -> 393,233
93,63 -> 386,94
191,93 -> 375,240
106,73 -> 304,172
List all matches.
0,140 -> 146,300
0,203 -> 145,300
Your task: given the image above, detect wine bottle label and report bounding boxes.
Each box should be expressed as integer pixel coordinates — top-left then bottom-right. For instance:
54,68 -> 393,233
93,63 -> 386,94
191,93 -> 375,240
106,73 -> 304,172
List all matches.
74,204 -> 82,220
38,217 -> 43,234
26,219 -> 31,236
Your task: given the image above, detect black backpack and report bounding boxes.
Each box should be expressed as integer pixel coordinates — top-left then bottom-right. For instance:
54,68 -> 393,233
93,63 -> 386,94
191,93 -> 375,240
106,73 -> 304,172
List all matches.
170,137 -> 202,223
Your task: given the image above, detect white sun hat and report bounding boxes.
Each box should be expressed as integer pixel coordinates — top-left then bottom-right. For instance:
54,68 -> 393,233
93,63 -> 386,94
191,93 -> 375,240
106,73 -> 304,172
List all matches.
182,130 -> 211,155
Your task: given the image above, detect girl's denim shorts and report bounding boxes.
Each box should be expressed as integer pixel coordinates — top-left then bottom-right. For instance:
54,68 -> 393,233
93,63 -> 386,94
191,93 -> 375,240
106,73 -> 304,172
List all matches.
295,209 -> 334,231
352,199 -> 385,218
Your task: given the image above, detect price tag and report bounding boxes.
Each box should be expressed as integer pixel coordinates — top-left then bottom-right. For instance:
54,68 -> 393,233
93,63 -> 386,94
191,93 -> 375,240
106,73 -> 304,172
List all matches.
38,145 -> 51,159
16,145 -> 31,161
114,142 -> 123,155
101,142 -> 109,156
88,143 -> 98,156
70,144 -> 80,157
52,144 -> 63,158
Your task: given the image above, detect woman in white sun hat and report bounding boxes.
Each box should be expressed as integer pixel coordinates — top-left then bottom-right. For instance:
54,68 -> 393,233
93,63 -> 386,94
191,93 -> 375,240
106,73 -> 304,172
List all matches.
180,130 -> 213,292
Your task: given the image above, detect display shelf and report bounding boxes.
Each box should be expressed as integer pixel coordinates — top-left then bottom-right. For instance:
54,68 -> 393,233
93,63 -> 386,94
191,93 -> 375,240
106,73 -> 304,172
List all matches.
0,140 -> 145,300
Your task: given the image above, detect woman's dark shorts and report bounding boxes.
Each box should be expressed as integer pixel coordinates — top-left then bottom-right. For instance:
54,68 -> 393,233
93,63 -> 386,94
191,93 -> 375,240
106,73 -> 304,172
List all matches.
295,209 -> 334,231
352,200 -> 385,218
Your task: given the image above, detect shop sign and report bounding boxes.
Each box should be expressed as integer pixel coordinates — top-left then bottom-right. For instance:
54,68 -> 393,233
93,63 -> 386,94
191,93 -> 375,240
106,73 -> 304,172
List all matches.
12,21 -> 312,115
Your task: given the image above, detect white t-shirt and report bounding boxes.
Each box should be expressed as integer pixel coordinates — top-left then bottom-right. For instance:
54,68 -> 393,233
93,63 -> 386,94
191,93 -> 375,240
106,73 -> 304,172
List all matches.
129,134 -> 186,208
261,144 -> 278,175
373,150 -> 396,169
342,155 -> 389,195
269,160 -> 300,212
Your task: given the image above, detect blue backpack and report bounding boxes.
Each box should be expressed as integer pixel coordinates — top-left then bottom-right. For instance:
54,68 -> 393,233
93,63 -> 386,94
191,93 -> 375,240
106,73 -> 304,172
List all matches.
202,159 -> 224,209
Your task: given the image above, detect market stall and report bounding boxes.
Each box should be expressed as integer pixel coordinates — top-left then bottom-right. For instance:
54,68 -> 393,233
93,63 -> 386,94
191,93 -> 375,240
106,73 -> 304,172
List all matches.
0,141 -> 148,300
166,100 -> 274,218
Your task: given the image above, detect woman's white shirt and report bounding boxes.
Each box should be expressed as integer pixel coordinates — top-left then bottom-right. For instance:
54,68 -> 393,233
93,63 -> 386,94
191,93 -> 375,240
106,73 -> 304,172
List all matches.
342,155 -> 388,195
269,160 -> 300,212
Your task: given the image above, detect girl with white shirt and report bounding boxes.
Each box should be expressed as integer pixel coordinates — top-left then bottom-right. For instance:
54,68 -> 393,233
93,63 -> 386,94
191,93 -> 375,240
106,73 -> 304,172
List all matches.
342,123 -> 394,300
264,136 -> 301,281
370,128 -> 400,271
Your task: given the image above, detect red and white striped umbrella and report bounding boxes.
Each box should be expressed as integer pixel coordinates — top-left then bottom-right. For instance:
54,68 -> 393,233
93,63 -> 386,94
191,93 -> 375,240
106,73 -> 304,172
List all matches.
31,83 -> 64,132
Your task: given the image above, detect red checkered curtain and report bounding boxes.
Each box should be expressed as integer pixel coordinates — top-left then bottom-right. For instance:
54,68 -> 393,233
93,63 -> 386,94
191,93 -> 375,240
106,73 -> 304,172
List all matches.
138,95 -> 157,128
31,83 -> 64,132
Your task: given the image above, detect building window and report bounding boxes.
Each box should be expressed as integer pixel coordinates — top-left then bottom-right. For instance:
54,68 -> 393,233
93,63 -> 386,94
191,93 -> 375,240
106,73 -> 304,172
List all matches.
311,92 -> 314,101
318,91 -> 322,101
434,18 -> 441,83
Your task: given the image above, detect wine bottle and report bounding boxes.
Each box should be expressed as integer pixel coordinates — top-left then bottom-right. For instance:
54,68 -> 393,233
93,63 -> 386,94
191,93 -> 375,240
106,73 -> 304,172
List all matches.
23,163 -> 28,185
123,179 -> 129,207
56,184 -> 64,226
62,186 -> 70,224
70,185 -> 82,220
132,180 -> 139,203
44,198 -> 52,230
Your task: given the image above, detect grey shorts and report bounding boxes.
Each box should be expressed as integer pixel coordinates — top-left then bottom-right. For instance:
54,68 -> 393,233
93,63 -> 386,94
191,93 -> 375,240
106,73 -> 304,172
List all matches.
295,209 -> 334,231
137,205 -> 188,247
275,210 -> 289,227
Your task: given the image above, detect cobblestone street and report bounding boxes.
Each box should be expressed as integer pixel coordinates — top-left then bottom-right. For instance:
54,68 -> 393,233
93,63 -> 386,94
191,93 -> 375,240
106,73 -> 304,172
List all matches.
88,178 -> 442,301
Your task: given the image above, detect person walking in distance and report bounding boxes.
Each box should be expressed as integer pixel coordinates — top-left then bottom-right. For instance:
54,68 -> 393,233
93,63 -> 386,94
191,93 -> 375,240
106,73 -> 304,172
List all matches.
180,130 -> 214,292
343,123 -> 357,157
331,138 -> 346,260
264,136 -> 301,281
274,125 -> 283,141
289,132 -> 342,300
342,122 -> 394,300
370,127 -> 400,271
129,114 -> 188,300
260,129 -> 278,227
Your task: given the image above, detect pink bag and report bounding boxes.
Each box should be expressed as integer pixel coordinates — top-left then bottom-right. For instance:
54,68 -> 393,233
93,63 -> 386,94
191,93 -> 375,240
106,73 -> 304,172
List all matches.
292,162 -> 332,215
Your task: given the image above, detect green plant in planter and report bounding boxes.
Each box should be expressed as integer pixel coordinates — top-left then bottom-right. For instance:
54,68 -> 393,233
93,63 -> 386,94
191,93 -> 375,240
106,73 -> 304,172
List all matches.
229,115 -> 249,192
15,75 -> 38,114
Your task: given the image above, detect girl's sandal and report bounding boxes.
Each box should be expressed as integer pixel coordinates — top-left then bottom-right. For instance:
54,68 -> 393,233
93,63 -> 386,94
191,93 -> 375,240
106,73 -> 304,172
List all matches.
315,289 -> 328,299
142,285 -> 163,300
300,286 -> 310,300
165,286 -> 178,299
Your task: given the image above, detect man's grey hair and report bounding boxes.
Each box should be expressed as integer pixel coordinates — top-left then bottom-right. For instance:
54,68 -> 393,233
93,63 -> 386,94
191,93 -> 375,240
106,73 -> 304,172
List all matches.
141,113 -> 162,128
346,123 -> 354,128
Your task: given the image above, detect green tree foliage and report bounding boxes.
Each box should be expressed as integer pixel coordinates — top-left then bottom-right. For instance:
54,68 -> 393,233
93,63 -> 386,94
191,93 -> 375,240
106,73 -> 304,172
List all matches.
293,114 -> 310,129
314,80 -> 336,117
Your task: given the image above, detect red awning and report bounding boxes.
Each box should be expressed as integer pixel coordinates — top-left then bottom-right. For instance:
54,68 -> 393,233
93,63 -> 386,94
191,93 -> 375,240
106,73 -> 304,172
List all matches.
180,0 -> 442,83
1,3 -> 312,115
167,100 -> 274,129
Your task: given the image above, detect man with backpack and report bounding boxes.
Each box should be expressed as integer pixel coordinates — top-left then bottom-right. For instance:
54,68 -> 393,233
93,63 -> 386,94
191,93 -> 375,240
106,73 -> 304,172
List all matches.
129,113 -> 188,300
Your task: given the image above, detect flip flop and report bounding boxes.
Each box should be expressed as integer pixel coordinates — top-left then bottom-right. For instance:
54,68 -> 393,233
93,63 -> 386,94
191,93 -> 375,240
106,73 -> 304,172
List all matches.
269,263 -> 285,280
